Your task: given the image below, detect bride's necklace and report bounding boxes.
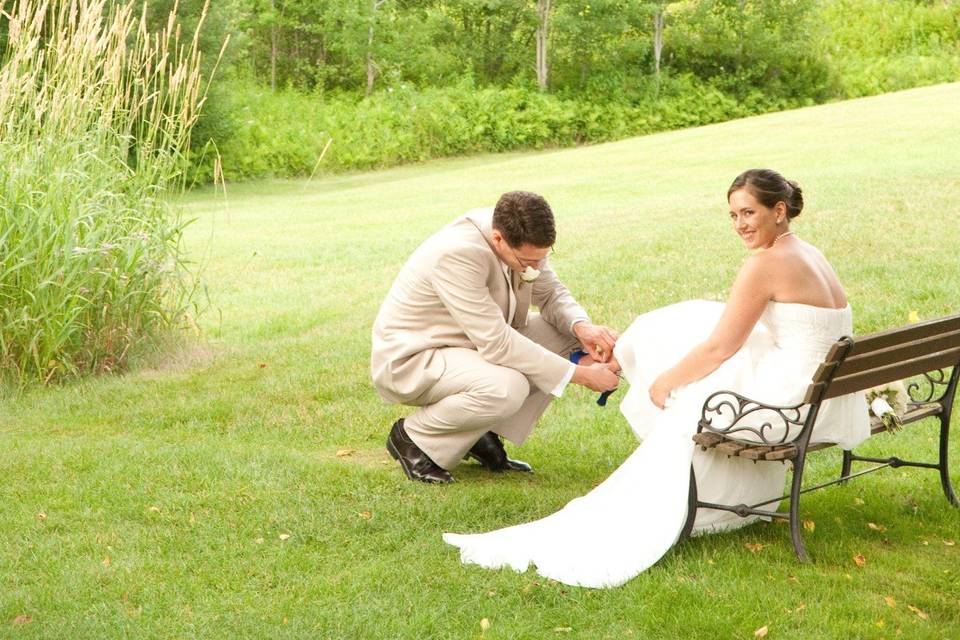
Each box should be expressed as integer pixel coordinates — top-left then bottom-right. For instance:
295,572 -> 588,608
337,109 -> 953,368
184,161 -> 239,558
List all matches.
772,230 -> 795,246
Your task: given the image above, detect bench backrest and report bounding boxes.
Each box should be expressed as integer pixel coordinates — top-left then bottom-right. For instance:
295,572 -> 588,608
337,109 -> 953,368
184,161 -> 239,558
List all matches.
803,314 -> 960,404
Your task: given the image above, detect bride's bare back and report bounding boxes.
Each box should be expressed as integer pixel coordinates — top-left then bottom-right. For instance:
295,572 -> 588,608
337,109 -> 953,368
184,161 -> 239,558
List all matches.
760,237 -> 847,309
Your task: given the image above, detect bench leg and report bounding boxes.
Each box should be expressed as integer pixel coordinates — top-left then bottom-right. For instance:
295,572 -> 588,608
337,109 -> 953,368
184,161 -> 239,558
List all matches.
788,455 -> 811,562
840,449 -> 853,484
679,465 -> 698,541
938,412 -> 960,507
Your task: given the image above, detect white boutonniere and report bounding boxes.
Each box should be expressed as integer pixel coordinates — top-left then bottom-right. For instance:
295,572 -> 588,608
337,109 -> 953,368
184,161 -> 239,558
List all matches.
865,381 -> 909,432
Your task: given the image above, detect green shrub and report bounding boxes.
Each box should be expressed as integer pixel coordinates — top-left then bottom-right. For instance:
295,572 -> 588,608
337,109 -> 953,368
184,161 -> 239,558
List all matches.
818,0 -> 960,98
188,0 -> 960,184
193,75 -> 792,183
0,1 -> 207,387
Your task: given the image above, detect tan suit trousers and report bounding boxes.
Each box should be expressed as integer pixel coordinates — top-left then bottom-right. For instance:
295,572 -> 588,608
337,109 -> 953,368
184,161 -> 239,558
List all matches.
403,314 -> 581,470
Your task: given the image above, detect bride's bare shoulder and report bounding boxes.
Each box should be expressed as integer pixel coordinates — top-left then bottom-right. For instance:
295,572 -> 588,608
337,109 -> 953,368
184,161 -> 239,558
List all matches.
734,251 -> 780,288
741,247 -> 789,270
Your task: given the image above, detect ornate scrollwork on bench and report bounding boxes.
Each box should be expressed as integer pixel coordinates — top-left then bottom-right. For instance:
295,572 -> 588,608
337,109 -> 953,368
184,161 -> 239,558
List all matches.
698,390 -> 809,445
906,367 -> 957,405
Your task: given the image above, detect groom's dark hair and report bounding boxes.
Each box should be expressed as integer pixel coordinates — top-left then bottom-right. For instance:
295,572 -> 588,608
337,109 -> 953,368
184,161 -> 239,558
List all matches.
493,191 -> 556,248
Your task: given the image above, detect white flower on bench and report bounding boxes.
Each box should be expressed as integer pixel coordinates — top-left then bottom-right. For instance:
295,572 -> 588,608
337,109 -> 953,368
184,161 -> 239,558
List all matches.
866,381 -> 909,432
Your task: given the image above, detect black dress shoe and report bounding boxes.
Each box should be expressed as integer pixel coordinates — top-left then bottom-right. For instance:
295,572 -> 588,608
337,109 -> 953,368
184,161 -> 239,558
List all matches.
466,432 -> 533,473
386,419 -> 454,484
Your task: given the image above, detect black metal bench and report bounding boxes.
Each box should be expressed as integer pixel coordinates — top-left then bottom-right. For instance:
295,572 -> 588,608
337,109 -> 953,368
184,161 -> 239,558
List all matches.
681,313 -> 960,561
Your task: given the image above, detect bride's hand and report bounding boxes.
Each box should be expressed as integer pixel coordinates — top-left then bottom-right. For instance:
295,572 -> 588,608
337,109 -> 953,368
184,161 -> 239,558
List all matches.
649,375 -> 674,410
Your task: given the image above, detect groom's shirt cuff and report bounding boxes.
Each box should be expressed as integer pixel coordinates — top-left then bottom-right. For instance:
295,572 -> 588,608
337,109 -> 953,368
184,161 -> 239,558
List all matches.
550,362 -> 576,397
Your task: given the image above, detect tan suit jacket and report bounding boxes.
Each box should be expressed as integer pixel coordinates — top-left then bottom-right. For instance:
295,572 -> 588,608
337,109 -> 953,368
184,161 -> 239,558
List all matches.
372,208 -> 589,404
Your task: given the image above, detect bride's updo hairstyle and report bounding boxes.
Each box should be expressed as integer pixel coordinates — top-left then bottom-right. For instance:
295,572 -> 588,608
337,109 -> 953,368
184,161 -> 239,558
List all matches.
728,169 -> 804,219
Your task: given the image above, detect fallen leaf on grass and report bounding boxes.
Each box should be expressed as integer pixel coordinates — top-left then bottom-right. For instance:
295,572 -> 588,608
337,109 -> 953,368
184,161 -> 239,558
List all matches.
479,618 -> 491,632
884,596 -> 897,608
867,522 -> 886,532
944,540 -> 956,546
754,625 -> 769,638
336,448 -> 356,457
803,520 -> 815,533
744,543 -> 764,553
12,615 -> 32,625
278,533 -> 291,541
258,363 -> 267,369
853,554 -> 866,567
358,511 -> 372,519
906,605 -> 929,620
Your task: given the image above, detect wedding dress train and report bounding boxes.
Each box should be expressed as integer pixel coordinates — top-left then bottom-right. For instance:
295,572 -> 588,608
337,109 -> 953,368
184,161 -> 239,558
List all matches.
443,300 -> 870,588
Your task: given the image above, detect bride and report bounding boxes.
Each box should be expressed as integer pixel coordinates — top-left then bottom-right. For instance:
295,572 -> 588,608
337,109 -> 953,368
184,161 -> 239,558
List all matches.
442,169 -> 870,588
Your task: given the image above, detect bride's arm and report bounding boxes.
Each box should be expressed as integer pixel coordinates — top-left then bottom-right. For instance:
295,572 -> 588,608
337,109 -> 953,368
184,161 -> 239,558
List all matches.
649,256 -> 773,408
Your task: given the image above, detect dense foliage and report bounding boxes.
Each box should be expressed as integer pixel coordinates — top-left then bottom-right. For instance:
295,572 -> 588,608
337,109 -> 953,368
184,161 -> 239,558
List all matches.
167,0 -> 960,182
2,1 -> 957,183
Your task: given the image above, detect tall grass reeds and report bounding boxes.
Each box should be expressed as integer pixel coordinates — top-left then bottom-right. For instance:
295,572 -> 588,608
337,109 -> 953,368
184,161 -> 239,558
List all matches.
0,0 -> 213,387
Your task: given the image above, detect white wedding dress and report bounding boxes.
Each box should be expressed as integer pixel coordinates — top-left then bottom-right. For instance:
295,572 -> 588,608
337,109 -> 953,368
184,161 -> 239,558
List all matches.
443,300 -> 870,588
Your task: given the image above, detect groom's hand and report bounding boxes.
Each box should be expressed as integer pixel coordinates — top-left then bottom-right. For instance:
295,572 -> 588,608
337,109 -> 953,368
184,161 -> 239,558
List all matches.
571,362 -> 620,393
573,322 -> 618,363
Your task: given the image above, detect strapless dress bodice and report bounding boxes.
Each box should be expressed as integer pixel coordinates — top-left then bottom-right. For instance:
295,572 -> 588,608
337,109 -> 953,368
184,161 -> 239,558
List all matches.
760,301 -> 852,356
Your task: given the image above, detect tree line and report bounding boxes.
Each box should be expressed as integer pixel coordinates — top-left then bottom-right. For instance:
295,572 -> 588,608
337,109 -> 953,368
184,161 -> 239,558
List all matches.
224,0 -> 829,100
3,0 -> 957,181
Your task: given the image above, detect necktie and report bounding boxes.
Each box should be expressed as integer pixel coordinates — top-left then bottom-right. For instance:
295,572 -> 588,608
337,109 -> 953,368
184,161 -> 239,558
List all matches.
511,270 -> 531,329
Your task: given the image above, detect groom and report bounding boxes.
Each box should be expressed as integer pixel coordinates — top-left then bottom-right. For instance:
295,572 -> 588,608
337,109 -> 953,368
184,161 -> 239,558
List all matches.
371,191 -> 620,484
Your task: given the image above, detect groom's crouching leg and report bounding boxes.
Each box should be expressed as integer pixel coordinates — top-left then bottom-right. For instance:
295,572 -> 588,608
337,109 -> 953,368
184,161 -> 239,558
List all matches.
385,418 -> 454,484
465,432 -> 533,473
403,366 -> 530,472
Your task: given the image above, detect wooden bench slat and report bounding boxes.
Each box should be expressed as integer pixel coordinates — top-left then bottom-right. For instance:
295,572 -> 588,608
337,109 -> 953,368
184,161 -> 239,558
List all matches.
809,340 -> 856,384
764,446 -> 798,461
802,381 -> 828,405
739,446 -> 773,460
900,403 -> 942,423
835,330 -> 960,378
848,314 -> 960,356
810,360 -> 841,387
823,347 -> 960,399
715,441 -> 748,456
693,432 -> 724,448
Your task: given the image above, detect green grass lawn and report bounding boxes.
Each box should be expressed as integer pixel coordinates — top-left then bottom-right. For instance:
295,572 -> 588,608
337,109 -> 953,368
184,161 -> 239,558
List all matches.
2,82 -> 960,638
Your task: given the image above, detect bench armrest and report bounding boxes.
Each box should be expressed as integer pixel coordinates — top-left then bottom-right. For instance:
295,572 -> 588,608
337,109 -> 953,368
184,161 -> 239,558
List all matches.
699,390 -> 810,446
